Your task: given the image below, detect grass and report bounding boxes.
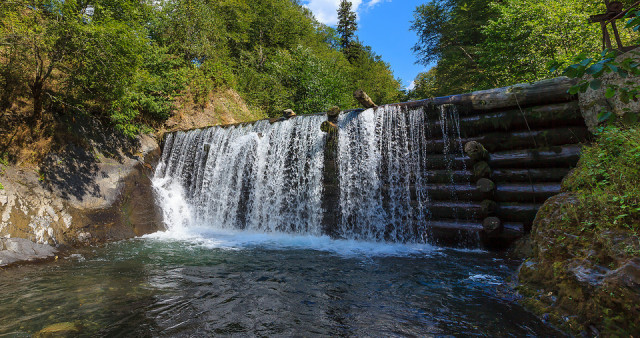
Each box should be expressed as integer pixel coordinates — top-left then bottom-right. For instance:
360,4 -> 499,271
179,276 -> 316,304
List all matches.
562,125 -> 640,233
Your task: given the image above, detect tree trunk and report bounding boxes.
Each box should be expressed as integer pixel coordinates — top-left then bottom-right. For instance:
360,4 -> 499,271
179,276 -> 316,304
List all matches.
31,80 -> 43,121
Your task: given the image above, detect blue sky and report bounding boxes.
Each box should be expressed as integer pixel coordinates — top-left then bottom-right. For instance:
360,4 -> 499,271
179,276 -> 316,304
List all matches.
302,0 -> 433,90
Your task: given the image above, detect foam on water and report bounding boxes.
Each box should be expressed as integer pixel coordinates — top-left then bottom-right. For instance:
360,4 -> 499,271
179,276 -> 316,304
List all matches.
144,227 -> 439,258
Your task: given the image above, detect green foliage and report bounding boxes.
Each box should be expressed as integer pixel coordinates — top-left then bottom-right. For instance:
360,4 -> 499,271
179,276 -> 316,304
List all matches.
563,126 -> 640,231
1,0 -> 402,138
549,8 -> 640,125
408,0 -> 638,99
481,0 -> 604,85
337,0 -> 358,61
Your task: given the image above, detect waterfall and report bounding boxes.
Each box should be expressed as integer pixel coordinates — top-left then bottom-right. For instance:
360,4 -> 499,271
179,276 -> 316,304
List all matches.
335,105 -> 469,243
154,104 -> 472,244
154,116 -> 326,234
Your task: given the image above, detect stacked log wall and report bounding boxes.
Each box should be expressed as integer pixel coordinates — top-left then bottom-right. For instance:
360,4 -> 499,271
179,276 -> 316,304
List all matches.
398,77 -> 588,248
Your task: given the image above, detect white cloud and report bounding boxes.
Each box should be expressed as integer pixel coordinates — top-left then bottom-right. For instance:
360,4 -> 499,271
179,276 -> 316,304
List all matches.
303,0 -> 387,26
366,0 -> 389,8
406,81 -> 416,91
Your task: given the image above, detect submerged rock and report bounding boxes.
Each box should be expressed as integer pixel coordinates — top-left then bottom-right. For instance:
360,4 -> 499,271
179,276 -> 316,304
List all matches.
34,321 -> 82,337
0,238 -> 56,266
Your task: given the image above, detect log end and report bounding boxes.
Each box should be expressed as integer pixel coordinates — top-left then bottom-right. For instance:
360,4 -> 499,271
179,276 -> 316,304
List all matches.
473,161 -> 492,179
465,141 -> 489,162
482,217 -> 503,235
353,89 -> 376,109
321,121 -> 339,134
476,178 -> 496,193
283,109 -> 296,119
481,200 -> 498,216
327,106 -> 341,122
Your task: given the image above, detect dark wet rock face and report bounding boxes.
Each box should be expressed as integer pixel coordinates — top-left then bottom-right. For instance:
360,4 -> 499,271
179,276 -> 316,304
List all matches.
0,134 -> 165,262
518,193 -> 640,336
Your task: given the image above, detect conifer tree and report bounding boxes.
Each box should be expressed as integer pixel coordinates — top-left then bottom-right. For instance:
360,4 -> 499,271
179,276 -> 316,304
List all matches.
337,0 -> 358,60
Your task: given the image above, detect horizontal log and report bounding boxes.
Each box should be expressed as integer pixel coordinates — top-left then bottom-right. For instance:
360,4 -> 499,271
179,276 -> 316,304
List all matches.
480,222 -> 526,249
491,168 -> 571,183
496,203 -> 542,225
384,182 -> 556,203
427,219 -> 525,248
396,77 -> 577,112
421,144 -> 580,171
416,184 -> 490,201
424,170 -> 473,183
429,220 -> 484,231
428,220 -> 524,234
428,102 -> 583,138
495,183 -> 561,203
422,155 -> 473,170
424,126 -> 590,153
421,201 -> 491,220
488,144 -> 582,169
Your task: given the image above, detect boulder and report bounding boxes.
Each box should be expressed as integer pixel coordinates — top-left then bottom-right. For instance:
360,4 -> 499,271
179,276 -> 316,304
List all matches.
578,48 -> 640,132
0,132 -> 165,254
517,193 -> 640,335
0,238 -> 56,266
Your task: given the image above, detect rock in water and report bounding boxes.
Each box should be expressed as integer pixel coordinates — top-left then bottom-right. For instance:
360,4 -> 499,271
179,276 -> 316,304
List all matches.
35,322 -> 82,337
0,238 -> 56,266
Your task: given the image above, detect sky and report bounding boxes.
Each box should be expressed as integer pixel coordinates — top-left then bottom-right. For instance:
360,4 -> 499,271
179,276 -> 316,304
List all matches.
302,0 -> 433,90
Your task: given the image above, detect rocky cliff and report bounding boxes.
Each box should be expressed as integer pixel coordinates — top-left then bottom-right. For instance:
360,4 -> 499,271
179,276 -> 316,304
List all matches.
0,134 -> 165,266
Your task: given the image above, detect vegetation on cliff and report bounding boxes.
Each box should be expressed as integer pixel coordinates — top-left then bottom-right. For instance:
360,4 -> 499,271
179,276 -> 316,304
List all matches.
518,126 -> 640,335
0,0 -> 402,165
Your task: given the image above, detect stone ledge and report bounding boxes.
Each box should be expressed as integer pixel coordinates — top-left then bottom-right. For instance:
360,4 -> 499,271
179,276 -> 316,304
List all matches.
0,237 -> 56,266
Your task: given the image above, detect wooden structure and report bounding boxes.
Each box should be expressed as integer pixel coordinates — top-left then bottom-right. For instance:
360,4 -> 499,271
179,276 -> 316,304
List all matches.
589,0 -> 640,52
321,77 -> 590,249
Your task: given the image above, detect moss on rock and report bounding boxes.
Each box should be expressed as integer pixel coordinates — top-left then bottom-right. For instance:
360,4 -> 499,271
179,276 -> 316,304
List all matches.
518,126 -> 640,336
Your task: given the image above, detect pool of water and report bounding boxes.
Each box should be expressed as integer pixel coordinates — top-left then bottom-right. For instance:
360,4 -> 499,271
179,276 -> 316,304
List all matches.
0,230 -> 561,336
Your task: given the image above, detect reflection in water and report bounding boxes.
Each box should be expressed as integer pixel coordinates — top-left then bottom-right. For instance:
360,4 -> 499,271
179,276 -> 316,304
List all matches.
0,237 -> 561,336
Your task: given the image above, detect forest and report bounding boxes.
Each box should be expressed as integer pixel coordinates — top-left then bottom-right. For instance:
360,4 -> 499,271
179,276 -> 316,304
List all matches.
407,0 -> 639,99
1,0 -> 639,145
0,0 -> 402,139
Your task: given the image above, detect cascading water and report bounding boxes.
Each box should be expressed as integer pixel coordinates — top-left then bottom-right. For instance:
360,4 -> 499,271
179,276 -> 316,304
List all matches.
335,104 -> 471,243
154,104 -> 473,245
337,106 -> 423,242
154,116 -> 326,234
